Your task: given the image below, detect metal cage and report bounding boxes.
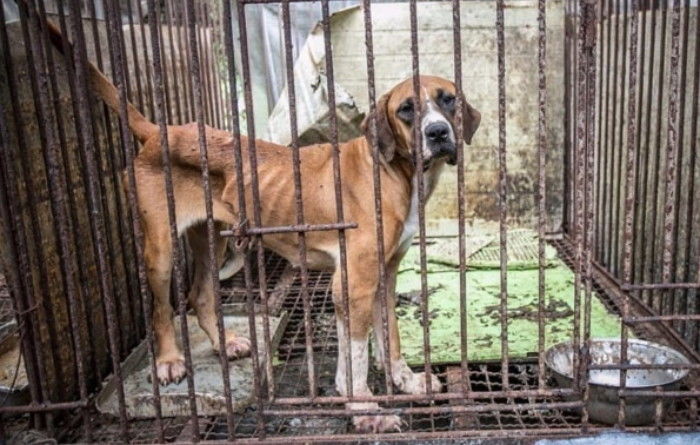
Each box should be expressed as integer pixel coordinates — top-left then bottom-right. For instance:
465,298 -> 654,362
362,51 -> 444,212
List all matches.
0,0 -> 699,442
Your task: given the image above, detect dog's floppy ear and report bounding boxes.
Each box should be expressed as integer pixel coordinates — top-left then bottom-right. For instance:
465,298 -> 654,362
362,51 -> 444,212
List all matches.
460,94 -> 481,145
361,93 -> 396,162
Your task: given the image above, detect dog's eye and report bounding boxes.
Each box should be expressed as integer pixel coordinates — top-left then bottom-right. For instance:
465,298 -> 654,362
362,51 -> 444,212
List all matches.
398,102 -> 413,114
442,95 -> 455,106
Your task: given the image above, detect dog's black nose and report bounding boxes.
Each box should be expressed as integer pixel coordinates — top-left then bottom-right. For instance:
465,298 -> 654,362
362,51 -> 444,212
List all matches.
425,122 -> 450,143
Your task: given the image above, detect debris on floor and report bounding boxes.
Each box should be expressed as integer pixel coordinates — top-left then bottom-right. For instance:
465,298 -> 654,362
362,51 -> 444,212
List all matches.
96,305 -> 287,419
391,229 -> 625,365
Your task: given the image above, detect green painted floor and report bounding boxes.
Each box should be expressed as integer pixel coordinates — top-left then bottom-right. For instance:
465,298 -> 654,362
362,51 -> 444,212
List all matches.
392,230 -> 624,366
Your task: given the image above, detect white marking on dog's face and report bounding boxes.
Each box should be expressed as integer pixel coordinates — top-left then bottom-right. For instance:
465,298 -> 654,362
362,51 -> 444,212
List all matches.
419,87 -> 456,165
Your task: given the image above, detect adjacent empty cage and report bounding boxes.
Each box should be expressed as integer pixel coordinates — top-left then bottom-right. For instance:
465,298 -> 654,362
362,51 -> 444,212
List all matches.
0,0 -> 699,443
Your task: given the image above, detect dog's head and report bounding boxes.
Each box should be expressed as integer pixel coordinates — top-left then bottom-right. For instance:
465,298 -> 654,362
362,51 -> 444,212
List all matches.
361,75 -> 481,170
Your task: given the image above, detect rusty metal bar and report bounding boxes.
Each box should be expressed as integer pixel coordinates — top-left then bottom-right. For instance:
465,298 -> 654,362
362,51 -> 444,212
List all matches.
103,1 -> 165,440
660,0 -> 682,318
623,282 -> 700,290
496,0 -> 509,391
222,0 -> 265,437
451,0 -> 469,394
0,47 -> 45,429
267,387 -> 577,405
635,0 -> 660,305
581,0 -> 598,430
408,0 -> 434,396
0,400 -> 90,414
35,0 -> 105,436
280,0 -> 317,399
592,362 -> 700,370
619,0 -> 640,429
320,0 -> 353,400
625,314 -> 700,322
125,0 -> 145,114
64,0 -> 132,438
154,0 -> 173,124
362,0 -> 394,396
14,1 -> 70,414
221,222 -> 358,236
235,0 -> 271,435
572,0 -> 587,396
135,0 -> 155,120
144,0 -> 206,438
263,400 -> 585,417
536,0 -> 547,390
687,0 -> 700,348
672,0 -> 694,338
164,0 -> 183,123
648,1 -> 669,312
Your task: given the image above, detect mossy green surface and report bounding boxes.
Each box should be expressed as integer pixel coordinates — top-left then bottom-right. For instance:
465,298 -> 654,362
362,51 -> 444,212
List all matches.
391,243 -> 624,366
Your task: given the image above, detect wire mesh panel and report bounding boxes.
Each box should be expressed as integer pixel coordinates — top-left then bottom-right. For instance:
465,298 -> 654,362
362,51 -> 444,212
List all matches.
0,0 -> 698,443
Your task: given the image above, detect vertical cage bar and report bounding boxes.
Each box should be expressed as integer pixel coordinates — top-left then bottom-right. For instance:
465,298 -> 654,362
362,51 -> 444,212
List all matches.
536,0 -> 547,390
104,1 -> 166,439
630,0 -> 652,288
408,0 -> 434,396
64,0 -> 131,438
280,0 -> 317,398
320,0 -> 353,399
648,2 -> 669,312
573,0 -> 588,395
451,0 -> 469,393
14,1 -> 69,410
661,0 -> 682,316
619,0 -> 640,429
495,0 -> 509,390
135,0 -> 156,120
154,2 -> 173,124
636,0 -> 660,304
672,0 -> 692,337
0,66 -> 45,431
362,0 -> 394,396
687,0 -> 700,347
175,0 -> 237,432
582,0 -> 598,430
125,0 -> 145,113
221,0 -> 263,436
235,0 -> 271,435
164,0 -> 184,123
34,0 -> 101,436
612,0 -> 629,276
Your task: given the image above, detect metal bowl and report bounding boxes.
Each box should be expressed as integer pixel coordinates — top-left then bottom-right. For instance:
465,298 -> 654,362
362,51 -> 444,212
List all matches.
545,339 -> 690,425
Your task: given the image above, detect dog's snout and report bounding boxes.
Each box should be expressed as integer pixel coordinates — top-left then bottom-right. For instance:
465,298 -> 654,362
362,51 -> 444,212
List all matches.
425,122 -> 449,143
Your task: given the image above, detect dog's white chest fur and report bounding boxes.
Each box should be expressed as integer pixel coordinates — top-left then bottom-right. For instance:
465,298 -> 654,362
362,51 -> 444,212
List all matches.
398,185 -> 419,252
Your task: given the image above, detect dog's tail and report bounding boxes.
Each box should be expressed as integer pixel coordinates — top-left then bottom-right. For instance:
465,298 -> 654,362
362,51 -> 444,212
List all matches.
43,18 -> 157,143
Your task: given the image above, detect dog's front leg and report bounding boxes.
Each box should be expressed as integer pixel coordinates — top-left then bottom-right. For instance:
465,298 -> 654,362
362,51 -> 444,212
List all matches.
372,257 -> 443,395
333,265 -> 401,433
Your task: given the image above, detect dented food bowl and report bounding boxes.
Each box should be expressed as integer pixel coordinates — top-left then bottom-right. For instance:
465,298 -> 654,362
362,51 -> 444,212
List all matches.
545,339 -> 690,425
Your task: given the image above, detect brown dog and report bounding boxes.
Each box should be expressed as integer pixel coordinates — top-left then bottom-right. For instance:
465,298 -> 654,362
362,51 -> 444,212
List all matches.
44,19 -> 480,432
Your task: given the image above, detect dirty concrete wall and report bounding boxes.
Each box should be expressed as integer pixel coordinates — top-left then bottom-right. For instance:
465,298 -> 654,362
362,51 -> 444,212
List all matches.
328,1 -> 565,231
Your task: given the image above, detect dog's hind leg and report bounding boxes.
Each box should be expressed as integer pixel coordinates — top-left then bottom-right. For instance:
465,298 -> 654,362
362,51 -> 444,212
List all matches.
186,224 -> 251,359
144,226 -> 186,385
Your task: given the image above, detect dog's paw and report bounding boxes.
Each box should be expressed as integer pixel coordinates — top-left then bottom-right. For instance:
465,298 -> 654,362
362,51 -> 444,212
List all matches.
393,362 -> 443,395
224,336 -> 251,360
156,354 -> 186,385
353,414 -> 402,433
